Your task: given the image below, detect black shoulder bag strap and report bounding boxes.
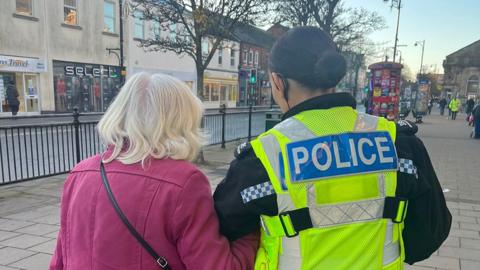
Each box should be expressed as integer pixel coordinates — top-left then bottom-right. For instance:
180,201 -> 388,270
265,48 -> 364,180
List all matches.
100,159 -> 171,270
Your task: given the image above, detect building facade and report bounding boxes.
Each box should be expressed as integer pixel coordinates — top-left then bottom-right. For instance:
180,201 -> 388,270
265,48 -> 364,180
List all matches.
125,6 -> 197,93
235,24 -> 275,106
0,0 -> 122,116
443,40 -> 480,101
202,39 -> 240,108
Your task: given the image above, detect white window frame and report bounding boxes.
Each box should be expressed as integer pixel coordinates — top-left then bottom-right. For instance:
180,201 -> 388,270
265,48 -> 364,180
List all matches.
218,48 -> 223,65
103,0 -> 116,33
202,40 -> 209,56
16,0 -> 33,16
64,0 -> 78,25
248,50 -> 253,64
254,51 -> 259,66
243,51 -> 247,64
134,10 -> 145,39
150,21 -> 161,39
230,48 -> 236,67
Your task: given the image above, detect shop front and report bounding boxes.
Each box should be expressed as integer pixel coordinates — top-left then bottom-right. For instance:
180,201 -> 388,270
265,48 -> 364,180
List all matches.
53,60 -> 122,113
0,55 -> 47,116
203,70 -> 238,108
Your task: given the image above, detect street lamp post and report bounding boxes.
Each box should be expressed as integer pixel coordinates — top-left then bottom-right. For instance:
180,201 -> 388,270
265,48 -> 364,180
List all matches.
384,0 -> 402,62
415,40 -> 426,74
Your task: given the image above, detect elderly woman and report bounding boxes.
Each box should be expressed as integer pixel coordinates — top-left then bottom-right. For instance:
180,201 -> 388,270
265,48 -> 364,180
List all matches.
50,73 -> 258,270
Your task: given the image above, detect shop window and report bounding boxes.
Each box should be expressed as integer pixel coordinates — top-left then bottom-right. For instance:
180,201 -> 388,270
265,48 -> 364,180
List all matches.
230,85 -> 237,101
220,85 -> 227,101
218,48 -> 223,65
64,0 -> 78,25
16,0 -> 33,16
52,61 -> 121,113
230,49 -> 236,67
203,84 -> 211,101
103,1 -> 115,32
134,10 -> 144,39
211,84 -> 220,101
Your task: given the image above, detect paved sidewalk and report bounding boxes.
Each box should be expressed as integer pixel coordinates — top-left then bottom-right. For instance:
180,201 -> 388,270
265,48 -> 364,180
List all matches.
0,111 -> 479,269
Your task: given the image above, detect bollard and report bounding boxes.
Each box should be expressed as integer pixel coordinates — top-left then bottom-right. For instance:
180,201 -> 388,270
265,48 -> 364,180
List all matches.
220,104 -> 226,149
73,107 -> 81,164
248,105 -> 253,141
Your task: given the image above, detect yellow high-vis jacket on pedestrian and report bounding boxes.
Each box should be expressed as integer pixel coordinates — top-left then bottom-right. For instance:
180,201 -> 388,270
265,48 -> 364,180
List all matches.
251,107 -> 407,270
449,99 -> 460,112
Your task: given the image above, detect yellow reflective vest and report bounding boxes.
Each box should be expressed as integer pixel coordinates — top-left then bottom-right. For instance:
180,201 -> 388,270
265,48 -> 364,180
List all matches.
251,107 -> 407,270
449,99 -> 460,112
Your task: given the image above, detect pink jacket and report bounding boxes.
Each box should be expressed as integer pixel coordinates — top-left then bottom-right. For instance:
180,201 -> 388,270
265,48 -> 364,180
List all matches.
50,153 -> 258,270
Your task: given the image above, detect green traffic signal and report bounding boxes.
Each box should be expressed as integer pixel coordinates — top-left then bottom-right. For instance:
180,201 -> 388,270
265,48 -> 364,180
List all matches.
250,69 -> 257,84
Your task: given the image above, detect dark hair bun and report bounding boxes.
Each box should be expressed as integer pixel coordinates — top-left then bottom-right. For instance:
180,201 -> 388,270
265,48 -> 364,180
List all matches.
313,51 -> 347,89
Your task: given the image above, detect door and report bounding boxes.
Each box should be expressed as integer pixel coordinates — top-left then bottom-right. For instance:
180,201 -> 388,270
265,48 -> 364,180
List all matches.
24,74 -> 40,113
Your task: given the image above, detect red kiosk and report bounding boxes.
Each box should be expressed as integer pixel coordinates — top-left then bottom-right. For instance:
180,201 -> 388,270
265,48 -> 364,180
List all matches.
367,62 -> 403,120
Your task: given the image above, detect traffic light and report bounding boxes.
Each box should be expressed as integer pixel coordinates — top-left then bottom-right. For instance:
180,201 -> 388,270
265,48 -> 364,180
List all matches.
249,69 -> 257,84
364,86 -> 369,93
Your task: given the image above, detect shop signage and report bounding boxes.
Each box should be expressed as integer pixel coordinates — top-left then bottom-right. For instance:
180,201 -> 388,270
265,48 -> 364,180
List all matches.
0,55 -> 47,73
64,65 -> 118,78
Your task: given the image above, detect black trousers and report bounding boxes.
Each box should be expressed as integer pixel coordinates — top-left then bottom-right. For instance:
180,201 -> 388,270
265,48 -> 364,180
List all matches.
451,111 -> 457,120
9,105 -> 19,116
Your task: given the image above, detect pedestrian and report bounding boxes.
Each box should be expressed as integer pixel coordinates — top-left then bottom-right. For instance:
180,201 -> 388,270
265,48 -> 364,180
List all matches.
439,97 -> 447,116
447,97 -> 452,118
6,79 -> 20,116
472,100 -> 480,139
50,73 -> 258,270
214,26 -> 451,269
428,98 -> 433,115
449,96 -> 460,120
466,98 -> 475,125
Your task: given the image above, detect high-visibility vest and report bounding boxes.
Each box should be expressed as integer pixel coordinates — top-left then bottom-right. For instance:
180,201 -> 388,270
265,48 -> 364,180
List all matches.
449,99 -> 460,112
251,107 -> 407,270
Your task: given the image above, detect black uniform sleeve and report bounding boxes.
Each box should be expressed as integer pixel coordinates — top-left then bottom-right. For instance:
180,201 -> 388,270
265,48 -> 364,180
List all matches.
213,143 -> 278,241
394,121 -> 452,264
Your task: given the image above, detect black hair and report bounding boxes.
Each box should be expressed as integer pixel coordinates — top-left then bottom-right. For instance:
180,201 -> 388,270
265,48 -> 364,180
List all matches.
269,26 -> 347,91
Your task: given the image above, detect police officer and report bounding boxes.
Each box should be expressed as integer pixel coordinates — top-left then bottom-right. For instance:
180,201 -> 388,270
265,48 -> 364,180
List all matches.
213,27 -> 451,269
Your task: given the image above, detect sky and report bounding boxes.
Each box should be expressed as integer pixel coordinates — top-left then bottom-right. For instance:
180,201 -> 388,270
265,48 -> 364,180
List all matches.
345,0 -> 480,75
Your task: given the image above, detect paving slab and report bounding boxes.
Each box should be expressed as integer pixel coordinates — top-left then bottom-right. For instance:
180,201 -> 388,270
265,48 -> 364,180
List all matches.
9,253 -> 51,270
27,239 -> 56,255
0,235 -> 51,249
14,224 -> 59,236
460,260 -> 480,270
0,247 -> 35,265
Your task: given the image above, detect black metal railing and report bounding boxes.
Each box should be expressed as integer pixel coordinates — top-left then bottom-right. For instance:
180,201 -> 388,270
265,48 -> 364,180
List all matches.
0,107 -> 279,185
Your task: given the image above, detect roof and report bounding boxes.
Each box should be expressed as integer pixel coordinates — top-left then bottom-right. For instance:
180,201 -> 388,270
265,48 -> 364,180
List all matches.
444,39 -> 480,67
446,39 -> 480,58
232,23 -> 276,49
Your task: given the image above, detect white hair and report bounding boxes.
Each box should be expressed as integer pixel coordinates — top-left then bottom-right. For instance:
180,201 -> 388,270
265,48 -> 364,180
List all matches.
98,72 -> 204,164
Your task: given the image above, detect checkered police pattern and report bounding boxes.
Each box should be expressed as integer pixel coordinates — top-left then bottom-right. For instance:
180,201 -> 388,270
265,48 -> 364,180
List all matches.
398,158 -> 418,178
241,181 -> 275,204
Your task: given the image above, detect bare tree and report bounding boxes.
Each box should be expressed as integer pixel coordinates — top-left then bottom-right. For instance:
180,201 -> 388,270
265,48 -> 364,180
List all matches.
130,0 -> 269,99
273,0 -> 385,51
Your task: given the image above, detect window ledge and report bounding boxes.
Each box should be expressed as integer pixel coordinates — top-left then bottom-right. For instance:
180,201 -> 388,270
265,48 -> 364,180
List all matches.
102,31 -> 119,37
133,37 -> 146,42
61,23 -> 82,30
12,13 -> 39,22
